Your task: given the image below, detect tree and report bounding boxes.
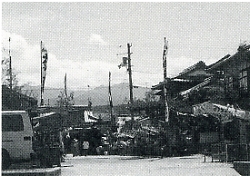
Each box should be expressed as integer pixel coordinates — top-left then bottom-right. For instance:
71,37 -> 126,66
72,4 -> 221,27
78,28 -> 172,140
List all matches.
144,90 -> 158,103
144,91 -> 161,117
57,91 -> 74,107
1,46 -> 19,89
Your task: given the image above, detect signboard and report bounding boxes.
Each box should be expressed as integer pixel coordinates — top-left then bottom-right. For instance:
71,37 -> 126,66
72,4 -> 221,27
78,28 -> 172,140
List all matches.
200,132 -> 219,144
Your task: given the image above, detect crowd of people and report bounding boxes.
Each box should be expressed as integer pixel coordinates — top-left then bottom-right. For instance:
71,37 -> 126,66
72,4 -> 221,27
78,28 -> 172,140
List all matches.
60,126 -> 172,158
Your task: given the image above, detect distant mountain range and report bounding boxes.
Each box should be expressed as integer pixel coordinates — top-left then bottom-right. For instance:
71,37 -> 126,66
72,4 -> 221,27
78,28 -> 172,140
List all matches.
21,83 -> 151,106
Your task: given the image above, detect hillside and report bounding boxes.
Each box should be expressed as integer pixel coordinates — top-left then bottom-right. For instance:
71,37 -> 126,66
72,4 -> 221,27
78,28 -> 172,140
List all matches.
74,83 -> 150,106
21,83 -> 150,106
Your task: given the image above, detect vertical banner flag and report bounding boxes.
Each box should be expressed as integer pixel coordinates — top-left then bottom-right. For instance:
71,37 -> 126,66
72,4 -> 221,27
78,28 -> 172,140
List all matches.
163,37 -> 168,80
87,85 -> 92,108
41,42 -> 48,106
109,72 -> 113,108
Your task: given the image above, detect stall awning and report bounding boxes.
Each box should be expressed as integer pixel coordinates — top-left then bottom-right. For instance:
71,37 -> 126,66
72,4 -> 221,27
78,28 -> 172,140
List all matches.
141,126 -> 159,134
193,101 -> 250,123
180,77 -> 213,97
32,112 -> 62,130
88,115 -> 99,121
32,112 -> 57,120
153,90 -> 163,96
117,133 -> 135,138
213,104 -> 250,121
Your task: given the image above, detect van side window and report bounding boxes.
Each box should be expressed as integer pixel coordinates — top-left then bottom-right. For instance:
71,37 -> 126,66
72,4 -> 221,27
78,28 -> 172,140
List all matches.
2,114 -> 24,131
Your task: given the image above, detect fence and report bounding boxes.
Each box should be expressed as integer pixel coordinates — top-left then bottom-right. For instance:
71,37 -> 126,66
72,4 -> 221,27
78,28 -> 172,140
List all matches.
211,143 -> 249,162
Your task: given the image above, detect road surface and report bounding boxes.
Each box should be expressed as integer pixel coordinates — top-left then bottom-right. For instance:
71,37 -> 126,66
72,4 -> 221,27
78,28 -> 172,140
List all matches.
61,154 -> 240,176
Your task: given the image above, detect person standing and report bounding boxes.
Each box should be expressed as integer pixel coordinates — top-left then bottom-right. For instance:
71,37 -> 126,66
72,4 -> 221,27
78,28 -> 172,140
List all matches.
82,140 -> 89,156
64,132 -> 71,154
72,138 -> 79,157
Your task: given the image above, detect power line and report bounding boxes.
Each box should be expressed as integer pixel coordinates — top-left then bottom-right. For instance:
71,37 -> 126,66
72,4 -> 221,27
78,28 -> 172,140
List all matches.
19,85 -> 151,91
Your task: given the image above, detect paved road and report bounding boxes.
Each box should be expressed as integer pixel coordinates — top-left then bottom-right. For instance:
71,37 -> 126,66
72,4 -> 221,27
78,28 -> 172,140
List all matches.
61,154 -> 240,176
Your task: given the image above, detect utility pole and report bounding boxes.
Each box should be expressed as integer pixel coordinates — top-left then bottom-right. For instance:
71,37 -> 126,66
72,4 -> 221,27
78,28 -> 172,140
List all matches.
118,43 -> 134,125
127,43 -> 134,121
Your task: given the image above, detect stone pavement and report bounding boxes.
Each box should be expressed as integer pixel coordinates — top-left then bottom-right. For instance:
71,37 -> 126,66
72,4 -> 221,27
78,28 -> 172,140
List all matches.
2,167 -> 61,176
61,154 -> 241,176
2,160 -> 61,176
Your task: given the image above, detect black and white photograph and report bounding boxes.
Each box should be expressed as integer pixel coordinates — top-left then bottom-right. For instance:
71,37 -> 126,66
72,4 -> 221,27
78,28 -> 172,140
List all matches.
1,2 -> 250,176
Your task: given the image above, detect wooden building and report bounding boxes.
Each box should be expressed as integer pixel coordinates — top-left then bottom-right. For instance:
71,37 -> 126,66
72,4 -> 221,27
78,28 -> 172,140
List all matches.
206,44 -> 250,109
2,85 -> 38,111
36,104 -> 97,128
183,44 -> 250,161
150,44 -> 250,159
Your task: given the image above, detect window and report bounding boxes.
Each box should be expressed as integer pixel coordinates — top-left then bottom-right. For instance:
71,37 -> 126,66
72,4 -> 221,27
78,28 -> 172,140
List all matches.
228,77 -> 234,88
239,65 -> 249,97
2,114 -> 24,131
226,77 -> 237,90
239,70 -> 248,88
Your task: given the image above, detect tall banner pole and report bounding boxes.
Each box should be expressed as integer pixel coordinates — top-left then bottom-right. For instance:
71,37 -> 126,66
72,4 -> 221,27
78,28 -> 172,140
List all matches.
40,41 -> 48,106
163,37 -> 169,122
64,73 -> 67,98
109,72 -> 114,126
9,37 -> 13,109
40,41 -> 43,106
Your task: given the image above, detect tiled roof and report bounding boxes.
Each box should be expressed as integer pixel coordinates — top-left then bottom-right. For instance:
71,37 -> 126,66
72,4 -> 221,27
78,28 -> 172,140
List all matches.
206,54 -> 231,71
174,61 -> 207,79
207,47 -> 250,71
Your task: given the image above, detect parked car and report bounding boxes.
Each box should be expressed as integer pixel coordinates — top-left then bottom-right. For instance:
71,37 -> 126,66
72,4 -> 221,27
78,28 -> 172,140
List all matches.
2,111 -> 35,169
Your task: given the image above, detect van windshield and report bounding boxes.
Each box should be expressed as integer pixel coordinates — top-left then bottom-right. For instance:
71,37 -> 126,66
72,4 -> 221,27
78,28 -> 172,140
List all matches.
2,114 -> 24,131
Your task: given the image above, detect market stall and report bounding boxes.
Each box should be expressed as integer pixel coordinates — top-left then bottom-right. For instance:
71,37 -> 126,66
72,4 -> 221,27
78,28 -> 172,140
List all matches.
193,101 -> 250,162
32,112 -> 63,167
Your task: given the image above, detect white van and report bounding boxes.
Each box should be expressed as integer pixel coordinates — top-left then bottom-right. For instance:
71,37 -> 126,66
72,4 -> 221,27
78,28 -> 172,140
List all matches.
2,110 -> 35,169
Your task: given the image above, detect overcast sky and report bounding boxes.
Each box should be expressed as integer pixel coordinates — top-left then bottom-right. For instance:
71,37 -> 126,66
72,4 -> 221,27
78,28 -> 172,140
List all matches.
2,2 -> 250,90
